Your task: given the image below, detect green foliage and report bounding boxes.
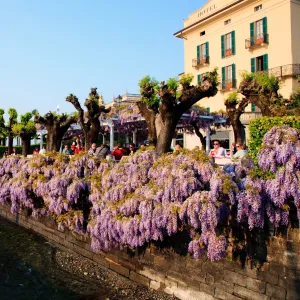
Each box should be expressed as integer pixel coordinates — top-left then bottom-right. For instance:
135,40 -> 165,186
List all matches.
206,68 -> 219,86
225,91 -> 239,106
0,109 -> 6,139
241,71 -> 280,91
249,116 -> 300,159
179,73 -> 194,85
138,75 -> 160,109
166,77 -> 179,92
12,112 -> 36,137
8,108 -> 18,123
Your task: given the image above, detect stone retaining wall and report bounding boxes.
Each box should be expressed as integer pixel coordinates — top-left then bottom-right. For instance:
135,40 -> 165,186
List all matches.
1,204 -> 299,300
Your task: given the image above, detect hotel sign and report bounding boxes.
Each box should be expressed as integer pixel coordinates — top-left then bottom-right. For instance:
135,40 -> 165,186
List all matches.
198,3 -> 217,17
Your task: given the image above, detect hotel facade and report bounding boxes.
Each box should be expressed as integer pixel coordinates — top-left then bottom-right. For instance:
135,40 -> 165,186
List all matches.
174,0 -> 300,149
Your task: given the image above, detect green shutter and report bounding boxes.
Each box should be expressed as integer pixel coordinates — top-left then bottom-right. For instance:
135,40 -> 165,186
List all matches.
197,74 -> 201,84
263,17 -> 268,34
231,31 -> 236,55
263,54 -> 269,71
232,64 -> 236,88
250,22 -> 255,45
206,107 -> 210,114
222,67 -> 226,89
197,45 -> 200,60
251,103 -> 256,112
206,42 -> 209,63
221,35 -> 225,58
251,58 -> 256,73
263,17 -> 268,42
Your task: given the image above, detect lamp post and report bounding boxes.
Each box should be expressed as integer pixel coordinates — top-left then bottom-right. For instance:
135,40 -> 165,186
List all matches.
114,95 -> 122,143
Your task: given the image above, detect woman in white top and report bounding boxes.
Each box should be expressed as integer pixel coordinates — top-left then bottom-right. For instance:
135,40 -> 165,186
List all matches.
209,140 -> 225,158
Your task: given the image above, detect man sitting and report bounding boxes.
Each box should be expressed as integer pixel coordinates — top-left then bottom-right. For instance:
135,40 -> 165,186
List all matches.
209,140 -> 225,158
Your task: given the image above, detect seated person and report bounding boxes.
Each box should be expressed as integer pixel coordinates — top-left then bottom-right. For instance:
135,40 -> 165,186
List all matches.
96,144 -> 110,159
62,145 -> 72,155
88,143 -> 97,156
230,142 -> 248,159
129,143 -> 136,155
112,144 -> 123,161
209,140 -> 225,157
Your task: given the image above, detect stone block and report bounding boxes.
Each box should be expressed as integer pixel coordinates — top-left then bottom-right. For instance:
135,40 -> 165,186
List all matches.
119,259 -> 136,271
72,244 -> 93,260
233,286 -> 270,300
130,271 -> 150,287
205,273 -> 215,286
153,255 -> 170,269
214,280 -> 234,294
92,254 -> 110,268
105,252 -> 119,264
278,278 -> 300,300
150,280 -> 164,291
214,289 -> 242,300
200,282 -> 215,296
139,267 -> 166,283
109,261 -> 130,278
269,262 -> 285,274
245,277 -> 266,293
266,283 -> 286,299
224,270 -> 246,287
257,271 -> 279,285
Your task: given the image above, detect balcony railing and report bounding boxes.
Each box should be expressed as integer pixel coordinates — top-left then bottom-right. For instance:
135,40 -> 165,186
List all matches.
245,33 -> 269,49
192,56 -> 210,67
268,64 -> 300,78
240,112 -> 262,125
221,79 -> 237,91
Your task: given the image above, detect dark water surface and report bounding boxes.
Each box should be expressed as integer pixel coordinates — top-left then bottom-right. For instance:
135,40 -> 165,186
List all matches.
0,216 -> 96,300
0,216 -> 176,300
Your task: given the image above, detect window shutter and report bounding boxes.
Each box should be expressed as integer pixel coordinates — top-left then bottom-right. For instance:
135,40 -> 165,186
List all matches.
197,45 -> 200,61
222,67 -> 226,89
206,107 -> 210,114
263,54 -> 269,71
221,35 -> 225,58
231,31 -> 236,55
250,22 -> 255,45
197,74 -> 201,84
263,17 -> 268,34
251,103 -> 256,112
206,42 -> 209,63
263,17 -> 268,43
232,64 -> 236,88
251,58 -> 256,73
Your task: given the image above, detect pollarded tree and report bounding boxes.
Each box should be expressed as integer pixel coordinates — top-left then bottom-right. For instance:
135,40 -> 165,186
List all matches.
138,71 -> 219,154
12,112 -> 36,156
238,72 -> 291,116
66,88 -> 110,150
0,109 -> 7,145
34,112 -> 77,151
7,108 -> 18,154
225,92 -> 249,143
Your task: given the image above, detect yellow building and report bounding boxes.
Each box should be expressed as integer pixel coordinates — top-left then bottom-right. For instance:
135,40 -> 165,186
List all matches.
174,0 -> 300,149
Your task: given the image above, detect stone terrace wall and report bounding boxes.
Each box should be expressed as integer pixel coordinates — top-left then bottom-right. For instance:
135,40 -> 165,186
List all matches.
1,204 -> 300,300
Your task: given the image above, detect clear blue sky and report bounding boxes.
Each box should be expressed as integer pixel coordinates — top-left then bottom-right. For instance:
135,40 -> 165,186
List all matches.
0,0 -> 205,116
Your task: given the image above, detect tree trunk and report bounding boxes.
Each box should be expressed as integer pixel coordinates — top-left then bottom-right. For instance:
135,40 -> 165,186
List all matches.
156,116 -> 177,155
1,139 -> 6,146
232,117 -> 245,143
8,133 -> 13,154
21,136 -> 31,157
46,127 -> 57,151
191,122 -> 206,151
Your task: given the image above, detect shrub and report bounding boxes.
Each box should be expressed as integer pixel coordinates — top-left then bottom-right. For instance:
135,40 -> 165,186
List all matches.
249,116 -> 300,159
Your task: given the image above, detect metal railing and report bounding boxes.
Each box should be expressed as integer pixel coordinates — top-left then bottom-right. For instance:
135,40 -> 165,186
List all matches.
192,56 -> 210,67
245,33 -> 269,49
221,79 -> 237,91
240,112 -> 262,125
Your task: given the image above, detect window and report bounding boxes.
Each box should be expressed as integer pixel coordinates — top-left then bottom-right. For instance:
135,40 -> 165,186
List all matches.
221,31 -> 235,58
251,54 -> 268,72
226,65 -> 233,81
254,4 -> 262,12
200,43 -> 207,57
225,33 -> 232,50
255,19 -> 263,36
200,31 -> 206,36
224,19 -> 231,25
256,56 -> 264,72
222,64 -> 236,90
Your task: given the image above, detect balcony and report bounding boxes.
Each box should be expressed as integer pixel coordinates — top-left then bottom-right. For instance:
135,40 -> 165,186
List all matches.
268,64 -> 300,78
221,79 -> 237,91
245,33 -> 269,49
192,56 -> 210,68
240,112 -> 262,125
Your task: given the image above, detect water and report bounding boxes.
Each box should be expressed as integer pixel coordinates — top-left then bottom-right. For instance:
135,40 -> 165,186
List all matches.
0,216 -> 97,300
